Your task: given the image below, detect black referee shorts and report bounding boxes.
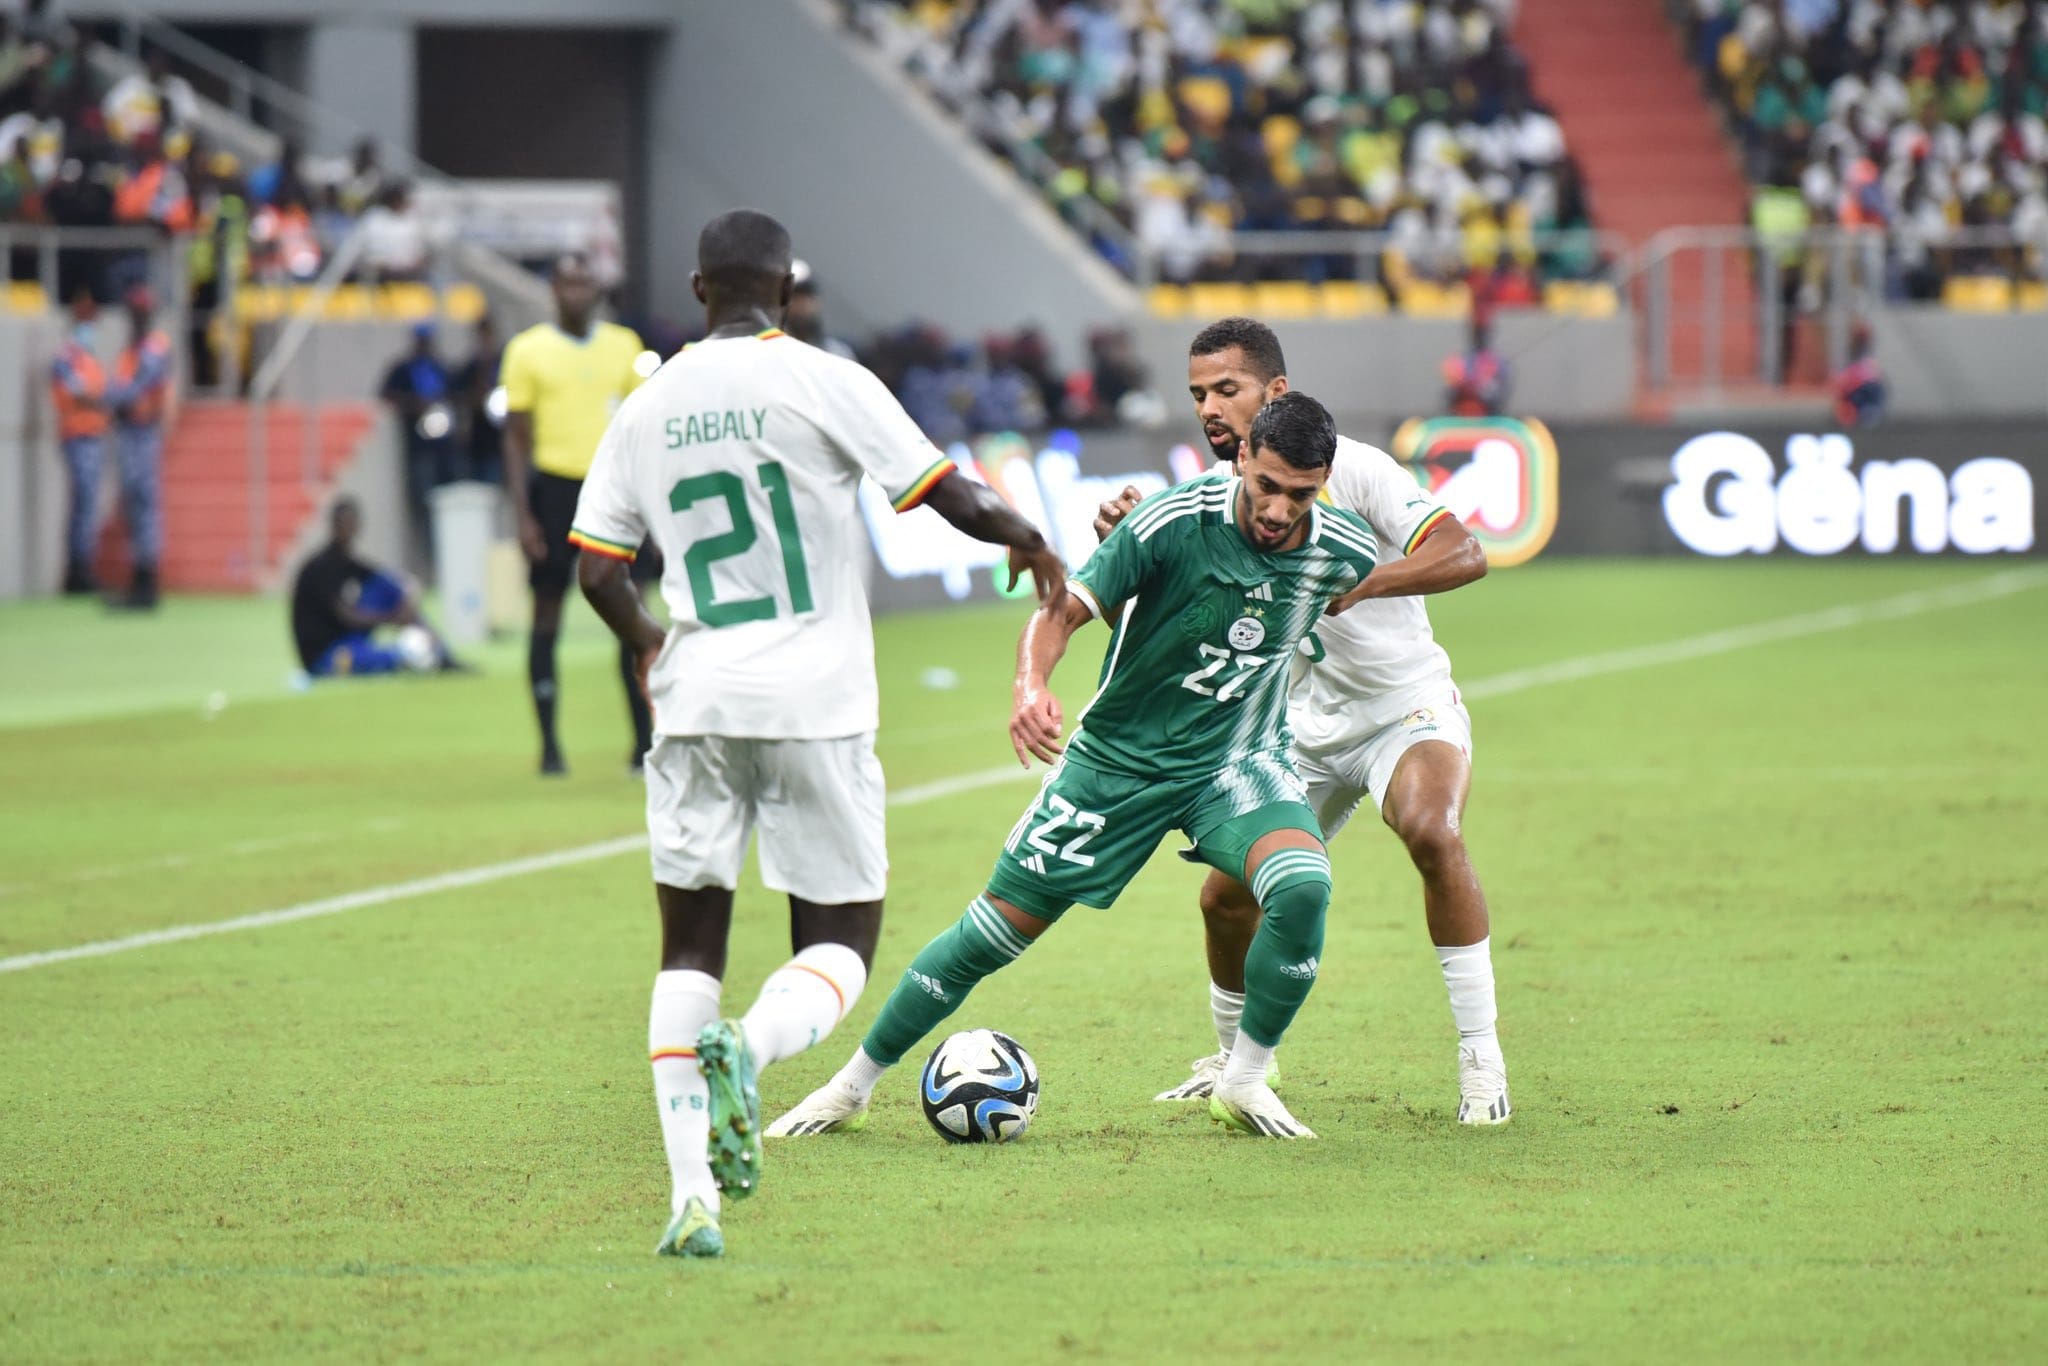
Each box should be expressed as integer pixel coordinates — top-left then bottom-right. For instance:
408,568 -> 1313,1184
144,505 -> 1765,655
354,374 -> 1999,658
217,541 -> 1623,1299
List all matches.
527,470 -> 662,596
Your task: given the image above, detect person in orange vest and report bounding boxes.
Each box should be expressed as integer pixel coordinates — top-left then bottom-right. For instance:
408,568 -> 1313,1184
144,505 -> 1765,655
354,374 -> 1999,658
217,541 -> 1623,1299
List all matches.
51,286 -> 109,595
106,284 -> 173,609
1442,316 -> 1511,417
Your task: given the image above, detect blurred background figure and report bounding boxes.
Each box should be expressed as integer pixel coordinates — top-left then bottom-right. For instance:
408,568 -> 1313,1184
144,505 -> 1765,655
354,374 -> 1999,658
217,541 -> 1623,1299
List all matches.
289,496 -> 463,679
379,321 -> 458,552
50,284 -> 106,595
1832,322 -> 1886,428
1443,316 -> 1510,417
785,258 -> 854,357
453,314 -> 503,484
106,284 -> 172,610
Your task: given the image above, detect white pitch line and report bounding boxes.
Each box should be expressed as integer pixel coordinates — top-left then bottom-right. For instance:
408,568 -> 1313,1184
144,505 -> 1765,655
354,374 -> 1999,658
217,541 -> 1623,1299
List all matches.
1461,567 -> 2048,700
4,568 -> 2041,976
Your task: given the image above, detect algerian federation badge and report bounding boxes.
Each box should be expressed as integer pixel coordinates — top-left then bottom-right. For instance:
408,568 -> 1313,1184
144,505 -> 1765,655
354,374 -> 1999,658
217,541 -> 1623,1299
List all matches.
1228,616 -> 1266,650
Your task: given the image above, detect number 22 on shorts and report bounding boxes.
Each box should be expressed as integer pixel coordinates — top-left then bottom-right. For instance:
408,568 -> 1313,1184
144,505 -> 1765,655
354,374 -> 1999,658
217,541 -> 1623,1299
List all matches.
1006,791 -> 1106,868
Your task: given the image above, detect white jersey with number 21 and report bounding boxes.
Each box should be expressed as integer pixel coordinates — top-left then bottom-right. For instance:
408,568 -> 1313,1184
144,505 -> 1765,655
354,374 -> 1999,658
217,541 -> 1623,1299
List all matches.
570,330 -> 956,741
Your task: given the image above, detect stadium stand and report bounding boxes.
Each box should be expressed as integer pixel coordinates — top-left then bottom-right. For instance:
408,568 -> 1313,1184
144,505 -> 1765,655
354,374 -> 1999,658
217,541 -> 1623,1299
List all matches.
847,0 -> 1610,315
1681,0 -> 2048,298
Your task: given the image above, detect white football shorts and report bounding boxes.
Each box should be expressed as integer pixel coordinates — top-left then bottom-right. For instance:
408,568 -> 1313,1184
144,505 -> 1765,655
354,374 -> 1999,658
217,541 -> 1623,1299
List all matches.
643,732 -> 887,904
1293,693 -> 1473,841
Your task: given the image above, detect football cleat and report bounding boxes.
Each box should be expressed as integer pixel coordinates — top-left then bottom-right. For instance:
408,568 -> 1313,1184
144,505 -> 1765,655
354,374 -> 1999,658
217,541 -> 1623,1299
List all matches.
1208,1081 -> 1316,1139
1154,1050 -> 1281,1101
655,1196 -> 722,1259
764,1084 -> 871,1137
696,1019 -> 763,1198
1456,1042 -> 1512,1126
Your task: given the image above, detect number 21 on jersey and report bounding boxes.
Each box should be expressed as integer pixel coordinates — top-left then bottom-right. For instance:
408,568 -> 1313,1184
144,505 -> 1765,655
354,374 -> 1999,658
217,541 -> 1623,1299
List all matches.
668,462 -> 812,627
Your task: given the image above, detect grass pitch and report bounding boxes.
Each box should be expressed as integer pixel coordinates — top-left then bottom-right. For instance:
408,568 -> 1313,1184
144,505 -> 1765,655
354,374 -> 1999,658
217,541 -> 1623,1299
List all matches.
2,561 -> 2044,1363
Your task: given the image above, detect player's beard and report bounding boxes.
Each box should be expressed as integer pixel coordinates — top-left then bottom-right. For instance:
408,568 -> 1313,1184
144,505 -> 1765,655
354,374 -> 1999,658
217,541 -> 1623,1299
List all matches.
1204,425 -> 1241,467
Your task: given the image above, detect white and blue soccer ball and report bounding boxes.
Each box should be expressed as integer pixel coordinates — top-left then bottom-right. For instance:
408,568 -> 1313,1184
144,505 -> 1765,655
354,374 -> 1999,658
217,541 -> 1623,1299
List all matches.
919,1028 -> 1039,1144
395,624 -> 440,673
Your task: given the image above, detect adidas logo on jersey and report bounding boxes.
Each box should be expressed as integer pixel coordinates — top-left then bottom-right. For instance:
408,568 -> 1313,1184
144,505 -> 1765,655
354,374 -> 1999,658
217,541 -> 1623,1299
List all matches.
1279,956 -> 1320,981
908,970 -> 952,1003
1247,582 -> 1274,602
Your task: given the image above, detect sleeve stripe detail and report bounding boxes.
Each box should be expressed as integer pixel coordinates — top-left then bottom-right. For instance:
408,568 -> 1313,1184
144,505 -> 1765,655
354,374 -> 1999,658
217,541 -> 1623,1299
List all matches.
568,530 -> 637,561
1404,507 -> 1453,555
1067,579 -> 1105,620
890,457 -> 957,512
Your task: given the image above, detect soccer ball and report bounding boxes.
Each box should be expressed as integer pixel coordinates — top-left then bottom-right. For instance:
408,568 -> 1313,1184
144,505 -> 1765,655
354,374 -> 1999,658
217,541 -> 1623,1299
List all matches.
395,624 -> 440,673
919,1029 -> 1039,1143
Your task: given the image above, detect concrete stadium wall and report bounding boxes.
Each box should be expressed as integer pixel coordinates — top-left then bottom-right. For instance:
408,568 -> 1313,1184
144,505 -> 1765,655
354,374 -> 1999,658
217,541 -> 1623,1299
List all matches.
1132,312 -> 1636,427
0,315 -> 65,600
1866,308 -> 2048,421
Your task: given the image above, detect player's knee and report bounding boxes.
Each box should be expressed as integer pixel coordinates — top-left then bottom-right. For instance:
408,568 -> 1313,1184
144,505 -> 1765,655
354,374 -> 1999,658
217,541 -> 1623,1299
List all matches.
1250,849 -> 1332,940
1198,873 -> 1260,934
1399,815 -> 1464,879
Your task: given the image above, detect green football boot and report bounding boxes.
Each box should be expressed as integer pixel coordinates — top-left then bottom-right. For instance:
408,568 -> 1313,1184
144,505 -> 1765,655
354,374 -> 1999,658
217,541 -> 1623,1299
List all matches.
655,1196 -> 723,1259
696,1019 -> 763,1199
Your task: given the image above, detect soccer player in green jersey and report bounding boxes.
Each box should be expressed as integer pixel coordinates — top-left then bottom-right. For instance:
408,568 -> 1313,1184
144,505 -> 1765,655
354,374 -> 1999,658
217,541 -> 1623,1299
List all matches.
765,392 -> 1378,1144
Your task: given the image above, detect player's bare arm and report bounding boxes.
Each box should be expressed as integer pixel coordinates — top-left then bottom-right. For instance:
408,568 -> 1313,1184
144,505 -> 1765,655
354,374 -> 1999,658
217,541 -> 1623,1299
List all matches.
1008,592 -> 1092,767
922,472 -> 1067,605
577,553 -> 665,698
500,409 -> 546,561
1325,515 -> 1486,615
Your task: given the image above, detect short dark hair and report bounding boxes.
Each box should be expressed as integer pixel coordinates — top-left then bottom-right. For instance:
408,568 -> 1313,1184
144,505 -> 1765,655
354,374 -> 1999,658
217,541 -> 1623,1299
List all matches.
1247,391 -> 1337,471
1189,316 -> 1287,382
697,208 -> 793,292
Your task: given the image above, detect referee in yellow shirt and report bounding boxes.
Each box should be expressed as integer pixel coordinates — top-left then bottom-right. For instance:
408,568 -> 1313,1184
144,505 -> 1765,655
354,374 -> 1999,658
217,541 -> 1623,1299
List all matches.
500,251 -> 654,776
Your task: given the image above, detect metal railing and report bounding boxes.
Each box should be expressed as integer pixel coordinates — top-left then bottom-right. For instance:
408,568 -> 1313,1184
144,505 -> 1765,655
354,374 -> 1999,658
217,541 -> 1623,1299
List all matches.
242,223 -> 367,584
0,225 -> 186,311
1137,227 -> 1631,292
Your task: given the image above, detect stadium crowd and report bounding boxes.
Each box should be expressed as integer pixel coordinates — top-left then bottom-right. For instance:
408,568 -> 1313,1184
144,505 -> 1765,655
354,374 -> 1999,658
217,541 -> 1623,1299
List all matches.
0,17 -> 437,290
1688,0 -> 2048,294
849,0 -> 1605,304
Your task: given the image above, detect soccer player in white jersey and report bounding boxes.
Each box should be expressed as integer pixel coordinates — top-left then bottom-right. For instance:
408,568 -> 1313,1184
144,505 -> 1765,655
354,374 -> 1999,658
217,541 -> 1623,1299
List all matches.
571,210 -> 1064,1260
1101,317 -> 1509,1124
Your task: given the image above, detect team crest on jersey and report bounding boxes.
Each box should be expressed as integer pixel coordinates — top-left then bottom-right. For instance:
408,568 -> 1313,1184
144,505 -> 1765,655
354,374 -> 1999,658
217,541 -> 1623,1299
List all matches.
1404,708 -> 1436,726
1179,599 -> 1222,640
1228,615 -> 1266,650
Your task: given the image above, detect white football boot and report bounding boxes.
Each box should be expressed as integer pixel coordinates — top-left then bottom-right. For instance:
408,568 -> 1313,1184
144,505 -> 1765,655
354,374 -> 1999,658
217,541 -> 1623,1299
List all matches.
764,1082 -> 870,1138
1456,1041 -> 1512,1125
1154,1050 -> 1281,1101
1208,1080 -> 1316,1139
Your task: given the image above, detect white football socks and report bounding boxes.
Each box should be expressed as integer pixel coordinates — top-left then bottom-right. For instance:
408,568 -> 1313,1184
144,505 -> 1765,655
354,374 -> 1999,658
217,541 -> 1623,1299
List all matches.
1436,938 -> 1499,1046
740,943 -> 869,1068
827,1046 -> 889,1103
1209,981 -> 1246,1053
649,969 -> 721,1216
1220,1033 -> 1277,1090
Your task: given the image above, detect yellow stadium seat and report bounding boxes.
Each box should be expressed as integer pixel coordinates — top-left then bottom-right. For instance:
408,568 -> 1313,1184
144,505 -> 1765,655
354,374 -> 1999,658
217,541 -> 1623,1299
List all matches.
1544,281 -> 1620,318
378,282 -> 437,320
1942,276 -> 2013,311
4,280 -> 49,314
1317,280 -> 1388,318
1146,284 -> 1189,318
322,285 -> 374,319
1251,281 -> 1319,320
1184,283 -> 1255,317
2016,281 -> 2046,312
233,285 -> 283,321
443,283 -> 489,323
1400,280 -> 1472,318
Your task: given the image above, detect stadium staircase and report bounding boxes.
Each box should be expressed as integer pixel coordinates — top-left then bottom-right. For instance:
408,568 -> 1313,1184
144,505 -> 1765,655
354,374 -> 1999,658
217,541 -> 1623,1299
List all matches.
1516,0 -> 1763,402
93,402 -> 378,592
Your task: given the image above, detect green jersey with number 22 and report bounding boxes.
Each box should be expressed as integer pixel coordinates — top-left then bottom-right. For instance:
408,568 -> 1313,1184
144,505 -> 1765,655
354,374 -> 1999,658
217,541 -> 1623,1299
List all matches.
1064,473 -> 1379,781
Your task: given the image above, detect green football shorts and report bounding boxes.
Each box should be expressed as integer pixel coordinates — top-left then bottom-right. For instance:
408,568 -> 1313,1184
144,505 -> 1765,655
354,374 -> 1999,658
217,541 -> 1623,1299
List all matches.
984,751 -> 1324,921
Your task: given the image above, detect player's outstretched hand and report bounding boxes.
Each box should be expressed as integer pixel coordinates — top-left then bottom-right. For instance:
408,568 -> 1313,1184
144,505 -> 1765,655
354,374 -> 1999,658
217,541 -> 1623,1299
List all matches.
1324,576 -> 1378,617
1093,485 -> 1142,542
1009,688 -> 1064,768
1008,543 -> 1068,607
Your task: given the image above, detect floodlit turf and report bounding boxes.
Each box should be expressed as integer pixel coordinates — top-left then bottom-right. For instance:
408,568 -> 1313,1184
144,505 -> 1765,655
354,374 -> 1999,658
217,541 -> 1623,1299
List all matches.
2,561 -> 2044,1363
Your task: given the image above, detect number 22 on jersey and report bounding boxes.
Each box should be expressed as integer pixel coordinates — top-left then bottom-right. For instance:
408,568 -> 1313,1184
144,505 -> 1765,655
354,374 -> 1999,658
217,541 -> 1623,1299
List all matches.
668,462 -> 812,627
